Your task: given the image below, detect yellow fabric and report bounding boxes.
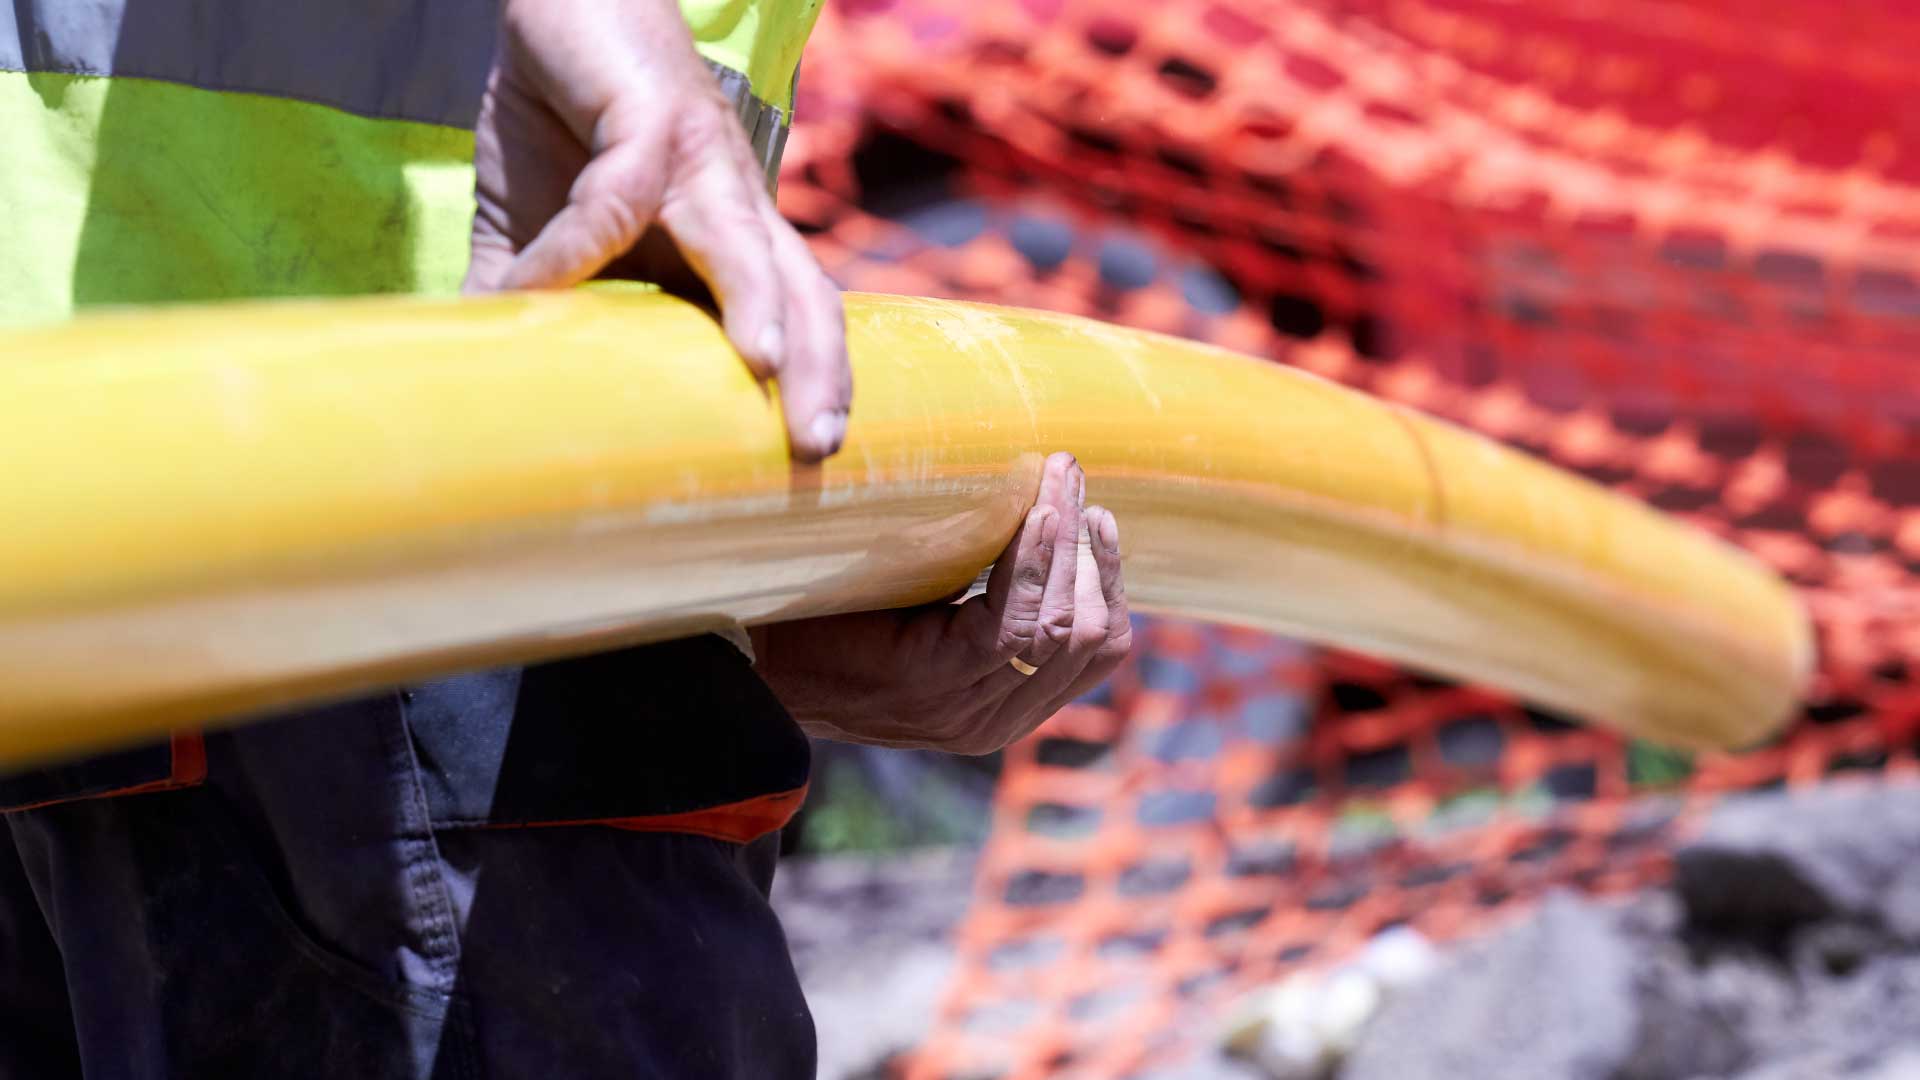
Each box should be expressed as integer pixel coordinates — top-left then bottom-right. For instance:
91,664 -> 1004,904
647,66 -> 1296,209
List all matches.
683,0 -> 824,111
0,72 -> 478,328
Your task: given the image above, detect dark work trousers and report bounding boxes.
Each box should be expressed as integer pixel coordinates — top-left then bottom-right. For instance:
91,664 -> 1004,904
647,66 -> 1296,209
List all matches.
0,640 -> 817,1080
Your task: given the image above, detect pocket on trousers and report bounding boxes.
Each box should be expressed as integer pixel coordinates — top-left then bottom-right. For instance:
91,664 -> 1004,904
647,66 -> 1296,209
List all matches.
139,789 -> 477,1080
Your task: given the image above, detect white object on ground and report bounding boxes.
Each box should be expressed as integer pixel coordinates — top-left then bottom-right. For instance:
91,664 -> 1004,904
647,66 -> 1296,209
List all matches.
1219,927 -> 1441,1080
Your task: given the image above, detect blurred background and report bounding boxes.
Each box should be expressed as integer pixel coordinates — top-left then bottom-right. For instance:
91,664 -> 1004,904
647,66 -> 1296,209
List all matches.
765,1 -> 1920,1077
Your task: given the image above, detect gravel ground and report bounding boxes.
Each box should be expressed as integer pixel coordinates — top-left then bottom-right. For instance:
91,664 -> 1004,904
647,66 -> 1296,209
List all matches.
1340,781 -> 1920,1080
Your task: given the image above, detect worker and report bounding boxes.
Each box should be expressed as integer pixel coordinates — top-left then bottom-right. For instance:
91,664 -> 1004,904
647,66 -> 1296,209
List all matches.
0,0 -> 1133,1076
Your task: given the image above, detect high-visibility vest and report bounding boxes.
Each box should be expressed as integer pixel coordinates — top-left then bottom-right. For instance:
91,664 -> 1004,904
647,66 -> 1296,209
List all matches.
0,0 -> 822,325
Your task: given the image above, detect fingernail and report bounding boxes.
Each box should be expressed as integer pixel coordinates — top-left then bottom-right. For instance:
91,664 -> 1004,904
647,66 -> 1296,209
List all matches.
1073,469 -> 1085,509
1096,508 -> 1119,553
755,324 -> 786,371
808,410 -> 846,454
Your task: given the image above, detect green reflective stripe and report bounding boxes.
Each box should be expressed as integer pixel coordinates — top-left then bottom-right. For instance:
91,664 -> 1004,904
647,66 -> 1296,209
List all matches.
685,0 -> 824,113
0,72 -> 476,328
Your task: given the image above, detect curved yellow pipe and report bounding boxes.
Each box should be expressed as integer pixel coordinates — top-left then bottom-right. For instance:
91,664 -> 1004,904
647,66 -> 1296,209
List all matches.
0,289 -> 1810,762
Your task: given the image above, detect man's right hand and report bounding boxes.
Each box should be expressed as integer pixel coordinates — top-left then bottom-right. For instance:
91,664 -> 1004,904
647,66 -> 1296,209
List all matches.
464,0 -> 852,462
749,453 -> 1134,755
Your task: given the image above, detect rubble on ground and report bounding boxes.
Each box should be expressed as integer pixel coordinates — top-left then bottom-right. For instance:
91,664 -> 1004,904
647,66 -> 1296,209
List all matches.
1220,927 -> 1442,1080
1332,781 -> 1920,1080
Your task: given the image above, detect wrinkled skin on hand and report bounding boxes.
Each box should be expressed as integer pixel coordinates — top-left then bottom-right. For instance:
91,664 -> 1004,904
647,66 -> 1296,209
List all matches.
462,5 -> 1131,751
465,0 -> 851,460
752,453 -> 1132,755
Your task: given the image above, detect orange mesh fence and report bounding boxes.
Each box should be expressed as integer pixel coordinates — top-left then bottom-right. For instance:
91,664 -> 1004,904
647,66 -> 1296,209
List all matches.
778,0 -> 1920,1075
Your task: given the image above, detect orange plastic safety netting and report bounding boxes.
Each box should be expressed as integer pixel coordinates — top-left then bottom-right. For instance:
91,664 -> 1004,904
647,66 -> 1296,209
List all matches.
778,0 -> 1920,1075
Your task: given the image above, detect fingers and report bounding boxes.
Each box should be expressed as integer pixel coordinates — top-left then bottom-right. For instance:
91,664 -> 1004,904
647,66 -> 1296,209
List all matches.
953,503 -> 1058,668
655,107 -> 789,381
1025,454 -> 1086,669
984,501 -> 1130,744
496,99 -> 793,392
962,453 -> 1081,664
657,107 -> 852,462
481,91 -> 851,462
469,23 -> 850,463
938,458 -> 1133,755
498,136 -> 668,292
996,514 -> 1110,723
463,236 -> 518,296
1059,504 -> 1133,701
954,450 -> 1080,673
762,204 -> 852,461
464,64 -> 591,295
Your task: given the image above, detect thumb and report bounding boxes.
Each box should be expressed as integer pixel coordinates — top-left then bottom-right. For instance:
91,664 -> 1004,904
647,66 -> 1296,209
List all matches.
499,137 -> 667,290
462,234 -> 519,295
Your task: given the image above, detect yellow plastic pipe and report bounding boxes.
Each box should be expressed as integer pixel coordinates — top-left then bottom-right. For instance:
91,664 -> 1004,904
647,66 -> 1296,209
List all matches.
0,289 -> 1810,763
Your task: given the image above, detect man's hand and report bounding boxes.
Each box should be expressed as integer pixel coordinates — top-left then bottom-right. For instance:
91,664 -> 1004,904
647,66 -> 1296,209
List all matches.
465,0 -> 851,461
750,453 -> 1133,755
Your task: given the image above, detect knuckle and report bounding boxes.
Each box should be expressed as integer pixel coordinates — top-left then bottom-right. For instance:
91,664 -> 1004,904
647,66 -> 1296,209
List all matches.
1037,613 -> 1075,648
576,195 -> 643,258
993,625 -> 1034,659
1069,626 -> 1106,660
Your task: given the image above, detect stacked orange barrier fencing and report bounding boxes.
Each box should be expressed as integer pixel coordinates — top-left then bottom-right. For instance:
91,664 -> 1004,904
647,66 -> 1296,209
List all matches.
779,0 -> 1920,1075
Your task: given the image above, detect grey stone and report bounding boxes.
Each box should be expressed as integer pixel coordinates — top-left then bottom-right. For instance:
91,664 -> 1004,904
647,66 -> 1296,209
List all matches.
1615,932 -> 1793,1080
1336,783 -> 1920,1080
1881,864 -> 1920,945
1748,953 -> 1920,1077
1340,892 -> 1638,1080
1857,1045 -> 1920,1080
1676,782 -> 1920,936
